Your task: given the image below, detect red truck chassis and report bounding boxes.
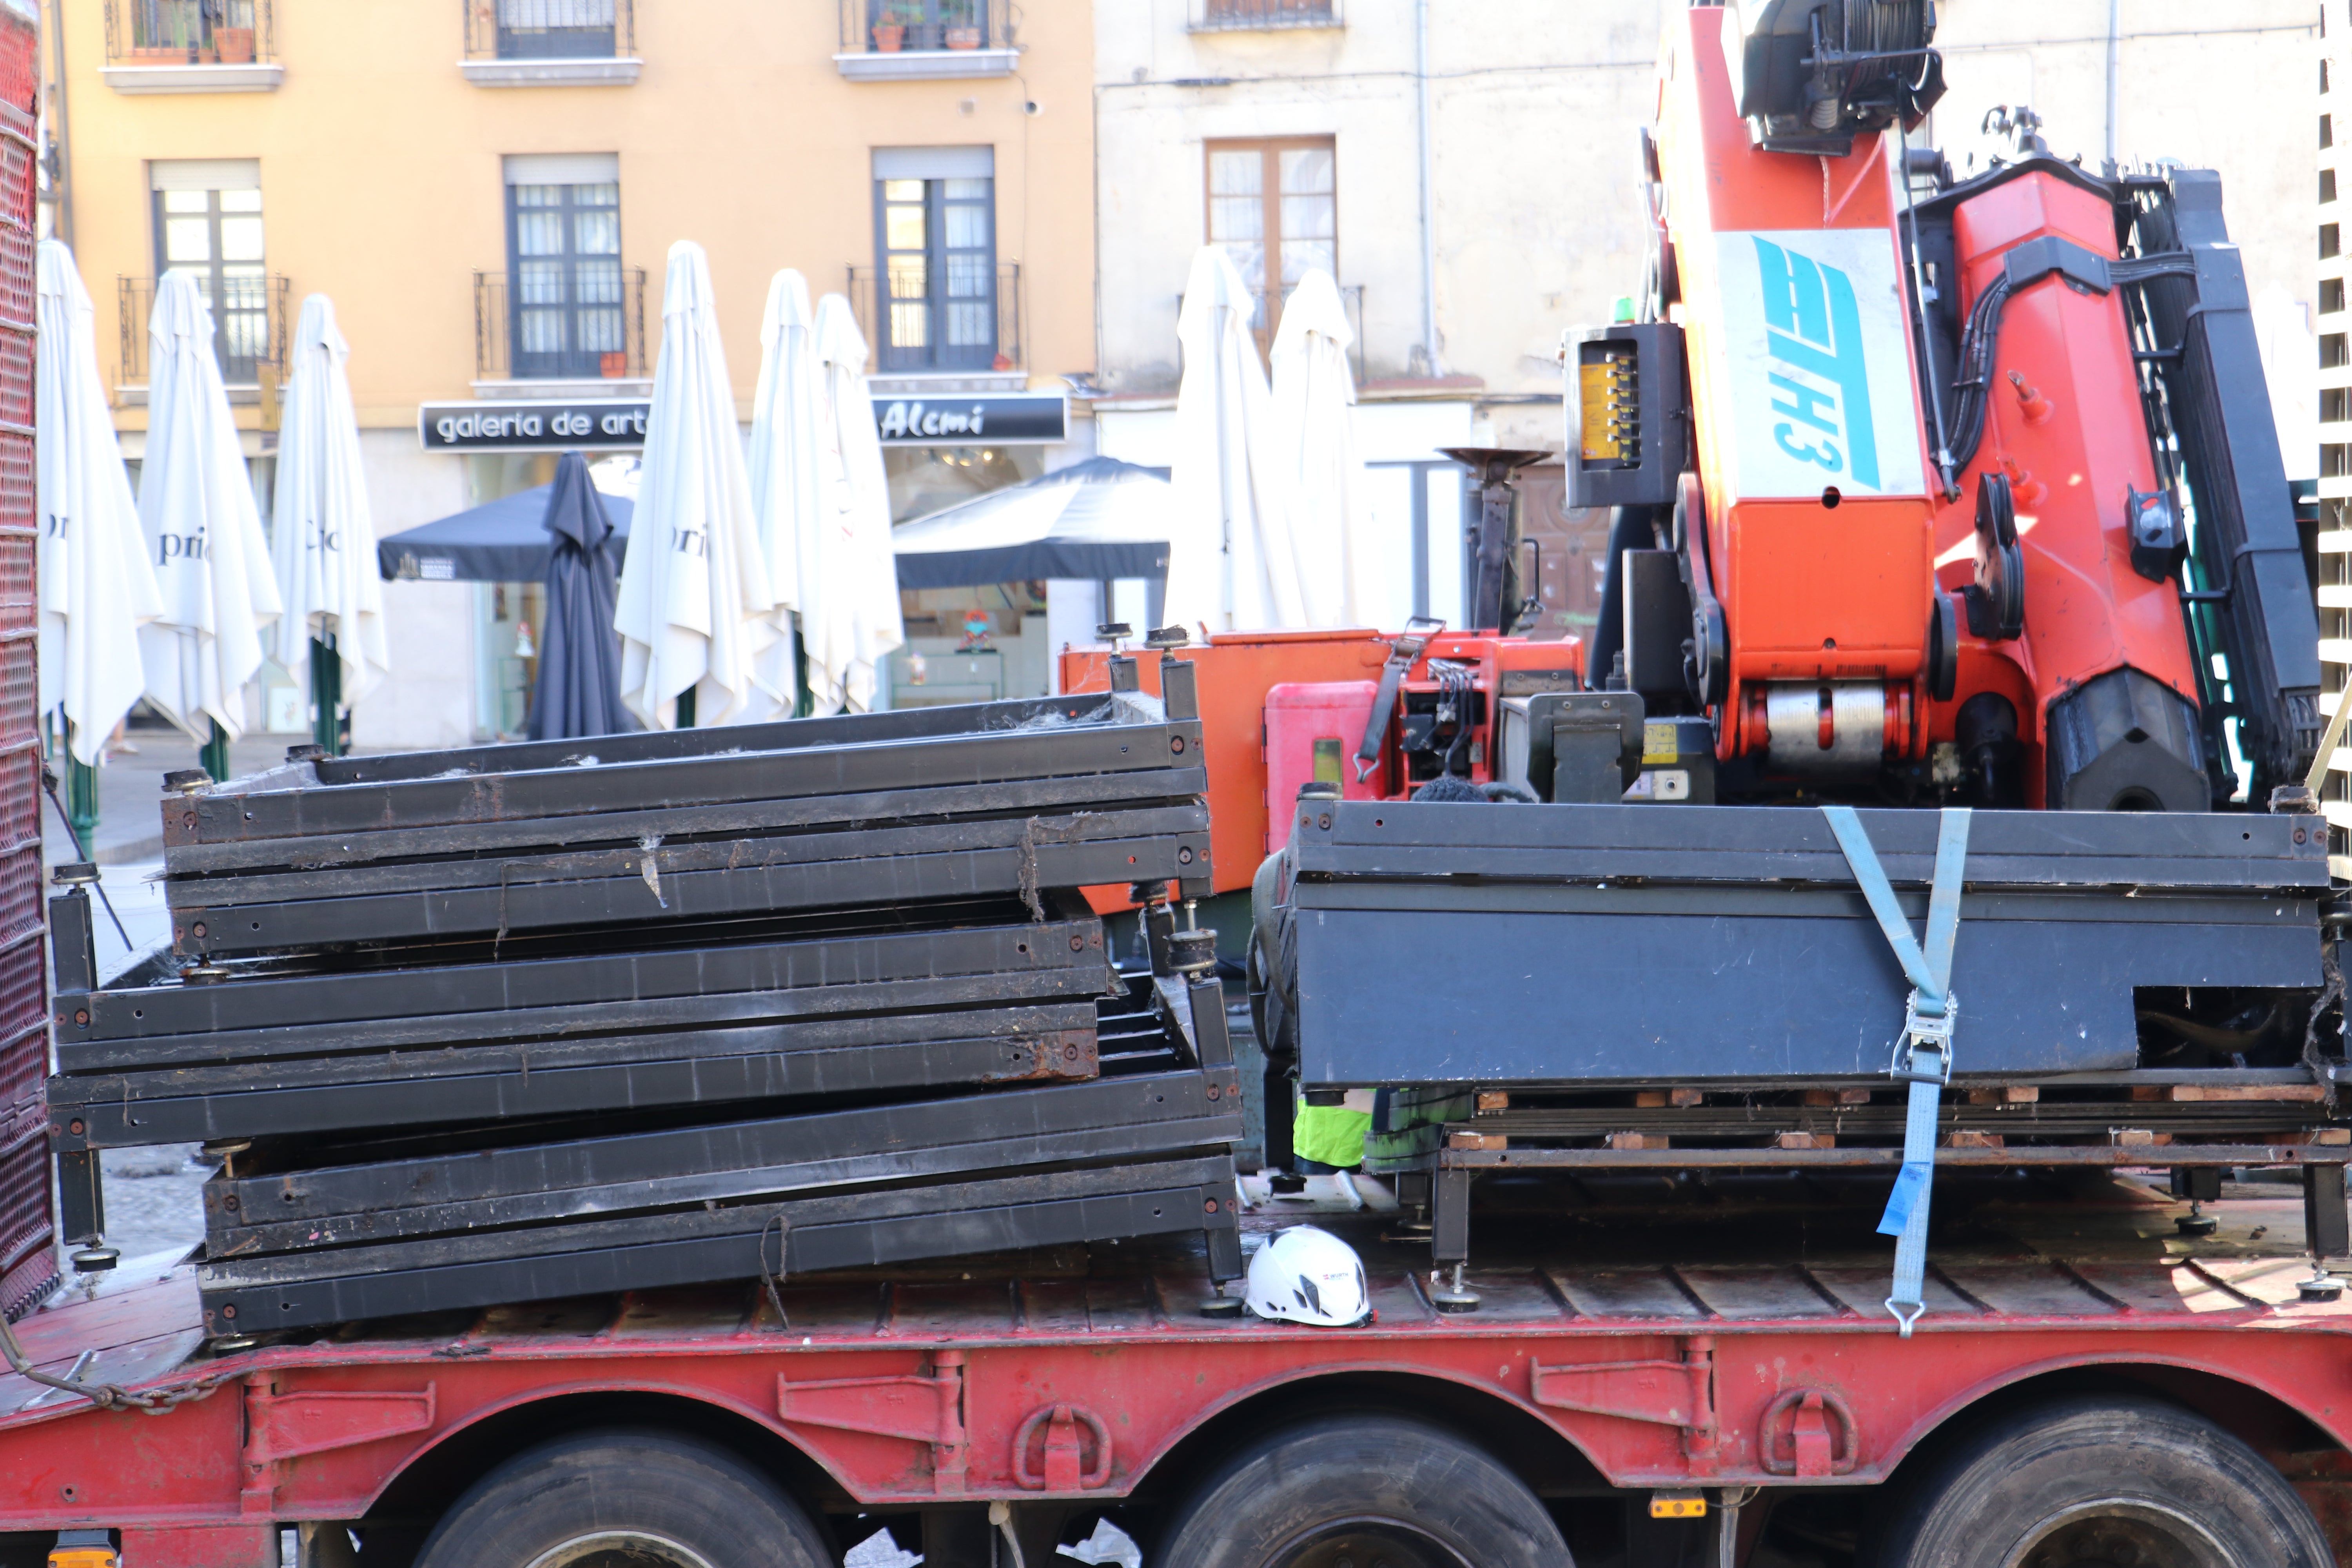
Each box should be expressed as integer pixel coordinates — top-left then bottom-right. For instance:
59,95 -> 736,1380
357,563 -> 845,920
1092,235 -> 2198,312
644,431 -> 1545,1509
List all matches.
6,1188 -> 2352,1567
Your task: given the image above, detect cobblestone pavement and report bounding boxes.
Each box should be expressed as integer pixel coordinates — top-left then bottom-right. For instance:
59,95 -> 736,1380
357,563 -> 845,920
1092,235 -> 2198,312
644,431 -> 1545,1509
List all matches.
93,1143 -> 208,1266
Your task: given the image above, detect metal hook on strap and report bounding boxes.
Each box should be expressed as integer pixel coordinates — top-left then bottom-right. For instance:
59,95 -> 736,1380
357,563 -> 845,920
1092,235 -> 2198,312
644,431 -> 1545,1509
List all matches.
1821,805 -> 1972,1338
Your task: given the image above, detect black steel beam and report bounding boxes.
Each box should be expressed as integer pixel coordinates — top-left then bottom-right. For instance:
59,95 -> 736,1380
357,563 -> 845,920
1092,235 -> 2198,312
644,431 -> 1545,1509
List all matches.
50,1004 -> 1101,1149
169,811 -> 1210,956
171,710 -> 1203,847
195,1155 -> 1245,1334
163,767 -> 1207,879
1290,800 -> 2328,894
58,913 -> 1108,1068
310,691 -> 1148,786
204,1070 -> 1244,1249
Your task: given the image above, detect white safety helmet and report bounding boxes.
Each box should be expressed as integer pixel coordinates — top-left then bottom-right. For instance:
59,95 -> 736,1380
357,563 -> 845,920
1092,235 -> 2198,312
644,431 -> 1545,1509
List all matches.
1246,1225 -> 1372,1327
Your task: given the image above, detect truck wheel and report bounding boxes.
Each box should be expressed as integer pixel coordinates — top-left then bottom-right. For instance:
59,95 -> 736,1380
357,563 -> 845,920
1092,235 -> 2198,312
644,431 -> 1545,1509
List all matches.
412,1427 -> 831,1568
1876,1394 -> 2330,1568
1156,1413 -> 1568,1568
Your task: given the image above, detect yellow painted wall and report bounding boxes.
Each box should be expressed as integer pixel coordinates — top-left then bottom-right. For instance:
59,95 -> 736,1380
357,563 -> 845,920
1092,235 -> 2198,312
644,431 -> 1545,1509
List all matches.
55,0 -> 1095,432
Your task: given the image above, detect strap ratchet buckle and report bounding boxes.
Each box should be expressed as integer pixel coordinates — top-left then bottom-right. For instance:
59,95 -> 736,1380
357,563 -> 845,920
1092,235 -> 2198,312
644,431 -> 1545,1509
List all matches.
1889,992 -> 1957,1084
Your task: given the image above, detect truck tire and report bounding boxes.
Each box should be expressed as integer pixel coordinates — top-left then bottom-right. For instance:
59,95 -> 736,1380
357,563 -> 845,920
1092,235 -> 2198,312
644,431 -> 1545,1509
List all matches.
1874,1394 -> 2330,1568
1156,1412 -> 1569,1568
411,1427 -> 830,1568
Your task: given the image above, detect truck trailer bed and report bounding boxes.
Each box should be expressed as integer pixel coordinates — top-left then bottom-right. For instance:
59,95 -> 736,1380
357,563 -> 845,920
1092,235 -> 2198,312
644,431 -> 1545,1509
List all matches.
5,1177 -> 2352,1563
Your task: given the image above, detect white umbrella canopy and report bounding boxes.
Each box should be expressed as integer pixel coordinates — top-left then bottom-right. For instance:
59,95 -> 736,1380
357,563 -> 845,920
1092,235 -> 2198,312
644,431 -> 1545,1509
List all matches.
613,240 -> 781,730
36,240 -> 162,766
742,267 -> 822,721
1269,269 -> 1379,628
271,294 -> 390,708
137,269 -> 281,746
1165,245 -> 1298,636
805,293 -> 902,714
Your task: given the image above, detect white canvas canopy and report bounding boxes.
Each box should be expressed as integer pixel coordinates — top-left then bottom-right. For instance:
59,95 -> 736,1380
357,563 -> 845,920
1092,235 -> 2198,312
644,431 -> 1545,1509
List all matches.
36,240 -> 161,766
272,294 -> 390,708
804,293 -> 902,714
1164,245 -> 1297,635
1269,269 -> 1379,628
742,268 -> 822,721
137,270 -> 281,745
613,240 -> 781,729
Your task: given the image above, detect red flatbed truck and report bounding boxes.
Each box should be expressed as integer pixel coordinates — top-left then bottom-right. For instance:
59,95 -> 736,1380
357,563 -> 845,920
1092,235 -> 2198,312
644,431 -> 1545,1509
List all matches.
5,1174 -> 2352,1568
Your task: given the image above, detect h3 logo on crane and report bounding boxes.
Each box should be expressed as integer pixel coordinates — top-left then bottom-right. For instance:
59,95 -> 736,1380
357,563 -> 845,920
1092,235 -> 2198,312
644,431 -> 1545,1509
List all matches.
1755,238 -> 1880,490
1717,230 -> 1924,501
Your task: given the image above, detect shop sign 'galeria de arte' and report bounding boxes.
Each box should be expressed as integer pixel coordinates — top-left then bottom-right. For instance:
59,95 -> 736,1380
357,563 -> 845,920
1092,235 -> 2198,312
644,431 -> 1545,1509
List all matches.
417,394 -> 1068,454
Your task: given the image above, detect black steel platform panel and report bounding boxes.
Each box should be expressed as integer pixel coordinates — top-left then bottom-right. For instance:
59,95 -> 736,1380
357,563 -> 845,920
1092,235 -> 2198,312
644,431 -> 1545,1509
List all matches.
165,693 -> 1200,849
1290,803 -> 2325,1084
202,1069 -> 1243,1251
195,1154 -> 1245,1333
56,909 -> 1109,1071
49,1000 -> 1100,1149
166,803 -> 1209,956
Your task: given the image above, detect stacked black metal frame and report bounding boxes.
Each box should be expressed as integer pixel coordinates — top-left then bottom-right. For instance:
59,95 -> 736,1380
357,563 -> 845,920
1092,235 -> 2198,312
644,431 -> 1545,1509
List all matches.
47,671 -> 1245,1333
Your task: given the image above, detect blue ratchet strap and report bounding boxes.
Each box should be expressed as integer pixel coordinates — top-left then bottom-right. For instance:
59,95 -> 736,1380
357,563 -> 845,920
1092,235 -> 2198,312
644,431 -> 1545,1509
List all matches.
1820,805 -> 1972,1339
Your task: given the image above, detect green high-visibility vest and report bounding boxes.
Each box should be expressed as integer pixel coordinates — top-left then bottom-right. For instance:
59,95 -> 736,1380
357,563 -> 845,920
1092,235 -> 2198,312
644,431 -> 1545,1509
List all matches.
1292,1089 -> 1373,1169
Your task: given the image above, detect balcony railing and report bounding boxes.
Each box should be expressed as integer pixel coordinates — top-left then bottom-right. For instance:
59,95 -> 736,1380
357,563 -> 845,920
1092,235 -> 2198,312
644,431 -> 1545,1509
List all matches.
464,0 -> 633,60
837,0 -> 1012,56
105,0 -> 275,65
847,263 -> 1022,377
474,267 -> 648,383
118,273 -> 289,388
1189,0 -> 1341,31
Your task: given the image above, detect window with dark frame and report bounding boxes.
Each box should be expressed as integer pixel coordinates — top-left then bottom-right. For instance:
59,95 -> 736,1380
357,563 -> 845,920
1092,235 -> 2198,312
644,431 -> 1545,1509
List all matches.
152,184 -> 269,382
873,173 -> 998,373
1204,136 -> 1336,349
861,0 -> 991,52
1200,0 -> 1336,28
506,180 -> 624,379
495,0 -> 617,59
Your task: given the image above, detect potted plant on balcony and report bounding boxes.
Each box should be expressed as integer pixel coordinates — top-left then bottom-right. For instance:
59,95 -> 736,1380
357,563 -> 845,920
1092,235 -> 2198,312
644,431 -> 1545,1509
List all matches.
212,25 -> 256,64
871,2 -> 909,53
942,0 -> 982,49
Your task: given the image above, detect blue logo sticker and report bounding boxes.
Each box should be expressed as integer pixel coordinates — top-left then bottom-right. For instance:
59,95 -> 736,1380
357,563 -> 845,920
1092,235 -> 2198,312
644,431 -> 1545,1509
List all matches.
1755,237 -> 1880,491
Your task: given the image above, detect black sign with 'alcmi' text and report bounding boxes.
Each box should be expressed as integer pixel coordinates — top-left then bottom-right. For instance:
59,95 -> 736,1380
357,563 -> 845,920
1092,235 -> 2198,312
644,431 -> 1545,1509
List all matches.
872,393 -> 1066,446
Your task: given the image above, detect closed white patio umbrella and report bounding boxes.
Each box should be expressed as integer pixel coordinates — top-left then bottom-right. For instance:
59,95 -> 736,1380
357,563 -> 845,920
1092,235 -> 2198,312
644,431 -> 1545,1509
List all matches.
1164,245 -> 1298,635
272,294 -> 390,748
613,240 -> 780,729
137,270 -> 281,763
1269,269 -> 1379,628
742,267 -> 822,721
805,293 -> 901,715
36,240 -> 162,769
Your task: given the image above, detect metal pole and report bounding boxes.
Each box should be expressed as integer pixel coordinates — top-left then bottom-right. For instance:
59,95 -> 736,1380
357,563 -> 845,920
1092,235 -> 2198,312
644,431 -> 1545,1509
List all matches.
1413,0 -> 1440,374
200,718 -> 230,783
1214,297 -> 1234,632
2103,0 -> 2120,169
63,722 -> 95,843
310,635 -> 340,755
44,0 -> 70,245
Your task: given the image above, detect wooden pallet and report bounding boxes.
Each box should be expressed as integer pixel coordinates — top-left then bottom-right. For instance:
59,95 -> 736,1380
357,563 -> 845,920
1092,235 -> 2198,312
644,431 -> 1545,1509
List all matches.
1360,1075 -> 2352,1268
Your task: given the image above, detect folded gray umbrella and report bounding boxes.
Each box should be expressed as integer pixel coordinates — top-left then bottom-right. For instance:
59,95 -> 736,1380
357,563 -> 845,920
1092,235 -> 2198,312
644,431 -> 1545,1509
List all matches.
527,452 -> 636,740
376,476 -> 635,583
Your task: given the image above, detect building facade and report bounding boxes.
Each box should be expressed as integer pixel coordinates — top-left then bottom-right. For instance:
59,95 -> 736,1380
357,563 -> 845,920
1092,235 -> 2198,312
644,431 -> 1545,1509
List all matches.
48,0 -> 1096,745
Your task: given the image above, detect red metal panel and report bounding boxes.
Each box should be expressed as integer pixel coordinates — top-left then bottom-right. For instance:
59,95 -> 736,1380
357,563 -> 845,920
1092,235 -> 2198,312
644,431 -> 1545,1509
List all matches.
14,1257 -> 2352,1525
118,1526 -> 274,1568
